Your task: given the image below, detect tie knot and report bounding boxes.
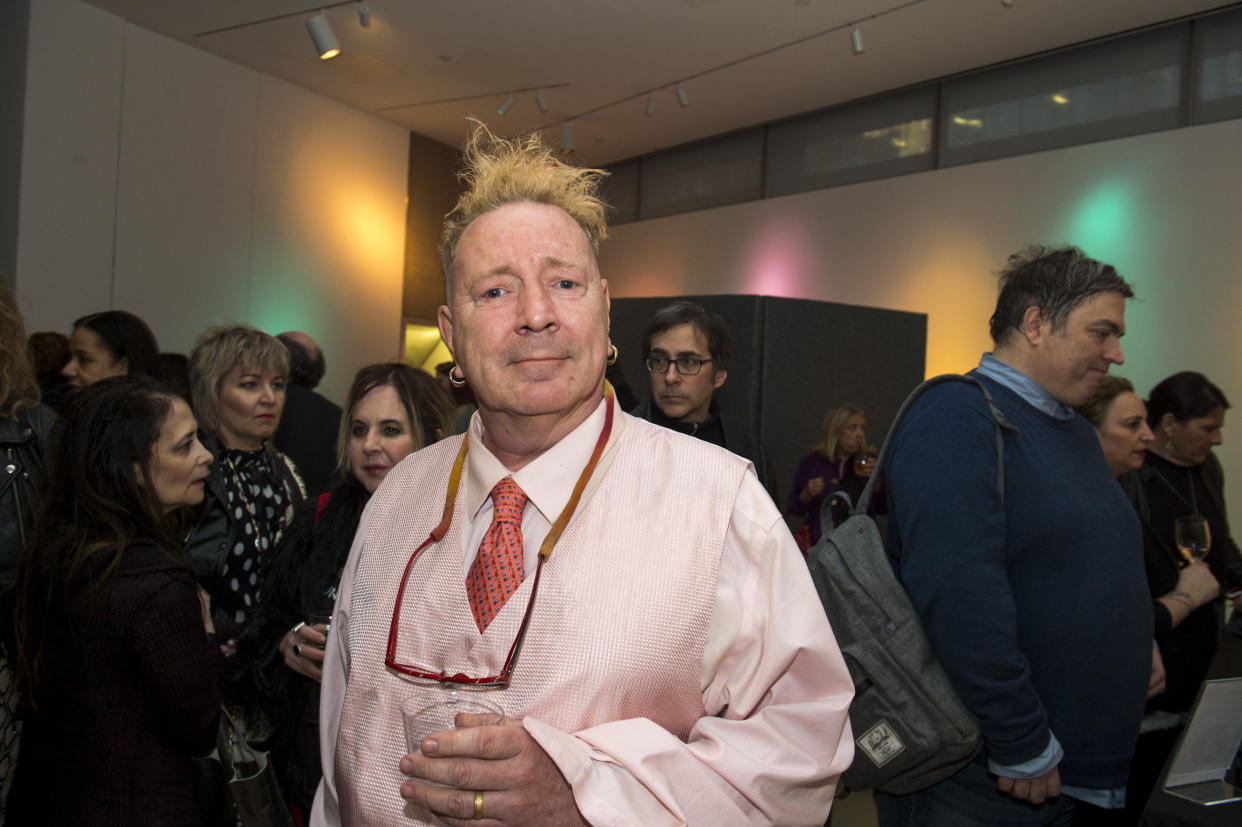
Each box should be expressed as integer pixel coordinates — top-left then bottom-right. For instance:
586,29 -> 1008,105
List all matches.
490,476 -> 527,524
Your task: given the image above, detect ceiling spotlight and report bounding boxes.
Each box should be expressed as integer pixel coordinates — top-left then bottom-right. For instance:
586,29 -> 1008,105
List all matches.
850,25 -> 864,55
535,90 -> 549,113
358,2 -> 371,27
497,93 -> 513,115
559,121 -> 576,155
676,85 -> 689,107
646,93 -> 656,116
307,13 -> 341,60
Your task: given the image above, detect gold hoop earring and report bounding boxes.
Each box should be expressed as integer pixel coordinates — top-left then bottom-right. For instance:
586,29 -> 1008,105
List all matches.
449,365 -> 467,388
607,344 -> 618,366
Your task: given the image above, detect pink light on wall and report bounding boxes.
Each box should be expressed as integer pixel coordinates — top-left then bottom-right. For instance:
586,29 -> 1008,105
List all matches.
741,218 -> 819,298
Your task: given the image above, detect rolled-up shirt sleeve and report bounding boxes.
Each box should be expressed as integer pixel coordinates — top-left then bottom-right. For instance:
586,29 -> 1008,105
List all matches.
522,471 -> 855,826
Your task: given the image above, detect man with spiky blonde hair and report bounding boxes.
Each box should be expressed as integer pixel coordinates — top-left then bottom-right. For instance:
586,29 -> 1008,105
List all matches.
313,124 -> 853,826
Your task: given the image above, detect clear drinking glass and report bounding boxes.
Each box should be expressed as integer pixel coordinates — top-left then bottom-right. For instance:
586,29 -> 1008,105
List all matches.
1175,515 -> 1211,564
400,691 -> 504,754
853,451 -> 878,477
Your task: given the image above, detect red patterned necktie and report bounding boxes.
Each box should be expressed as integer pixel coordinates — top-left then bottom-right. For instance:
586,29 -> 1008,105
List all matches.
465,476 -> 528,632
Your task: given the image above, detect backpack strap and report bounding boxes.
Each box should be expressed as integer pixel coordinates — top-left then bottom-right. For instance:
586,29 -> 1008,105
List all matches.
854,374 -> 1020,517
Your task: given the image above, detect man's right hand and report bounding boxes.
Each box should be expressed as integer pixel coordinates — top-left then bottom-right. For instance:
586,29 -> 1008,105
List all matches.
995,766 -> 1061,804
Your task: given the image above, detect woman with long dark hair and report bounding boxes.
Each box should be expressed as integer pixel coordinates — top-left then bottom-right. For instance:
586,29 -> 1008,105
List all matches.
8,377 -> 218,825
62,310 -> 162,389
251,363 -> 455,820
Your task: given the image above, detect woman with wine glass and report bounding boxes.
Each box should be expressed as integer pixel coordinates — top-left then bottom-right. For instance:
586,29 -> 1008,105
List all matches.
787,404 -> 879,545
1119,371 -> 1242,711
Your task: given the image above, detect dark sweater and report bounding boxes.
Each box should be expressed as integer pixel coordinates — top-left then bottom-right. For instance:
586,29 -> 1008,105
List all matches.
7,543 -> 221,826
885,374 -> 1151,790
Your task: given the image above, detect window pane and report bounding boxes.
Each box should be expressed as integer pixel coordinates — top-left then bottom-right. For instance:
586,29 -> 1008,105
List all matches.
639,129 -> 763,220
941,26 -> 1186,166
1194,8 -> 1242,124
766,86 -> 935,195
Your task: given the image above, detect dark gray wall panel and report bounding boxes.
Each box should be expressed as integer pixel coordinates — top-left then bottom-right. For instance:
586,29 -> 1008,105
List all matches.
611,295 -> 927,512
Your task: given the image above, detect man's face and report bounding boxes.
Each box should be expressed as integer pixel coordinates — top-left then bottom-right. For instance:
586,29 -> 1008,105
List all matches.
437,201 -> 610,425
1029,291 -> 1127,408
648,322 -> 726,423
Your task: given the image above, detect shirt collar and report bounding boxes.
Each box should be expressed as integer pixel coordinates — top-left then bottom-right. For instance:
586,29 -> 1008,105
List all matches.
976,353 -> 1075,420
465,396 -> 610,523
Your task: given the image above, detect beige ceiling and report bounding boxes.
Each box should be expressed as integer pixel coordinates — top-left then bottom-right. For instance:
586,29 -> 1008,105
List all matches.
81,0 -> 1231,166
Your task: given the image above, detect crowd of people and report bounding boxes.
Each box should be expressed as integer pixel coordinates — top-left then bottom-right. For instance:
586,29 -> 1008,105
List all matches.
0,122 -> 1239,827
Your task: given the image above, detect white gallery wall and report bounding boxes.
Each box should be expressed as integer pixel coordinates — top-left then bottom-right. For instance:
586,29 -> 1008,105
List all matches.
600,117 -> 1242,519
14,0 -> 409,404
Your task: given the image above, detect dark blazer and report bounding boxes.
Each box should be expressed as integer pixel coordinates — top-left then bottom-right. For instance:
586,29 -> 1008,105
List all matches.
274,383 -> 343,498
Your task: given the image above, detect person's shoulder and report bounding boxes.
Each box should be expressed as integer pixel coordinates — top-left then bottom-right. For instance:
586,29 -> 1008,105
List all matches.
628,398 -> 653,421
113,541 -> 195,583
621,411 -> 753,471
308,387 -> 343,416
21,401 -> 59,433
897,374 -> 1002,433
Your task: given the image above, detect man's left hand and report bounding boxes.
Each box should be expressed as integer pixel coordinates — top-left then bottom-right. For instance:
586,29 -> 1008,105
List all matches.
399,715 -> 587,826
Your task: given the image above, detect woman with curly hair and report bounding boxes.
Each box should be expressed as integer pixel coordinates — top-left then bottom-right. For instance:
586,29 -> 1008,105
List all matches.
0,281 -> 57,816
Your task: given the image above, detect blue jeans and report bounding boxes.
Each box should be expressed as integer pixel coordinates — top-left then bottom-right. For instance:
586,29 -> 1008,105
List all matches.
874,761 -> 1077,827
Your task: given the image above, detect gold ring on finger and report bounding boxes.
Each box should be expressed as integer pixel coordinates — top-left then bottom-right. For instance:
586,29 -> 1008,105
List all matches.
473,789 -> 483,820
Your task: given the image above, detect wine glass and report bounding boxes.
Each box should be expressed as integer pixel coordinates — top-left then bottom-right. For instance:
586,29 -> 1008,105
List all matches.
1175,515 -> 1211,564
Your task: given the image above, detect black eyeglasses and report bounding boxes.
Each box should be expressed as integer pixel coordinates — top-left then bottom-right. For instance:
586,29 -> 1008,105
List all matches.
645,354 -> 713,375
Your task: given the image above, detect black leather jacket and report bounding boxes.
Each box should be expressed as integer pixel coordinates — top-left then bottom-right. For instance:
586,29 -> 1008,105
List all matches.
1,403 -> 57,584
182,433 -> 305,629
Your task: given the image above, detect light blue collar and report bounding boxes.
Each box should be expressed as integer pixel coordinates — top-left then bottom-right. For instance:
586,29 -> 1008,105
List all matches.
976,353 -> 1075,420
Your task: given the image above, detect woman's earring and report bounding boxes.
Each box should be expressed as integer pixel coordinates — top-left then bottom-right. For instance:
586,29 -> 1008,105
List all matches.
449,365 -> 467,388
607,344 -> 619,366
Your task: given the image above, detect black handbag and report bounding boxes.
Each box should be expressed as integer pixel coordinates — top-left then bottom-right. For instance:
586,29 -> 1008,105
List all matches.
195,705 -> 294,827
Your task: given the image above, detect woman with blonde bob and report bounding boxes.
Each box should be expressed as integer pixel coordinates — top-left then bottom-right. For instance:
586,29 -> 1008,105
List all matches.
184,325 -> 305,648
788,404 -> 876,545
248,363 -> 455,819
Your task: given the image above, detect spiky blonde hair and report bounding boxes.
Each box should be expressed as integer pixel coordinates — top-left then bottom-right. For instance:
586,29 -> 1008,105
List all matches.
438,122 -> 610,284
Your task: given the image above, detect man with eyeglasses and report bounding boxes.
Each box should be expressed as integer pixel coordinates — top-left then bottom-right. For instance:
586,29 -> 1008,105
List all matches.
632,300 -> 772,490
311,126 -> 853,826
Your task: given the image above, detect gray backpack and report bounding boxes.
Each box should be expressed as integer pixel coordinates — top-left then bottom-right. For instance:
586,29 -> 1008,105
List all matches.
806,374 -> 1015,795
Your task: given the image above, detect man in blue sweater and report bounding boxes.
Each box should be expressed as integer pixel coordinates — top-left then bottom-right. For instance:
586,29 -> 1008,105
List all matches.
877,246 -> 1153,825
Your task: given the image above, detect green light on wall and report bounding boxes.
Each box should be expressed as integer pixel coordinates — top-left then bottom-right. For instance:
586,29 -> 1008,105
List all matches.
1061,182 -> 1134,261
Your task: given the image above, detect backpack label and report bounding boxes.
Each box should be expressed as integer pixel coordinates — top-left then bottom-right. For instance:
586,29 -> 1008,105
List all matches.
857,719 -> 906,768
